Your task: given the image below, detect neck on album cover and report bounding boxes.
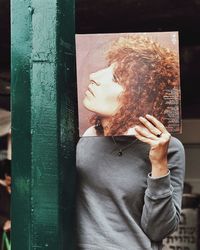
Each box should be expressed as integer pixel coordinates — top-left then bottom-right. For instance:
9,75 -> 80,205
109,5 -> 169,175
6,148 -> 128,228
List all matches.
100,117 -> 136,136
101,117 -> 110,135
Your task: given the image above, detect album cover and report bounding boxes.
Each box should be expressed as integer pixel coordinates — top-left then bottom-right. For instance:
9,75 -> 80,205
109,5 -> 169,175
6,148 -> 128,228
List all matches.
75,32 -> 181,137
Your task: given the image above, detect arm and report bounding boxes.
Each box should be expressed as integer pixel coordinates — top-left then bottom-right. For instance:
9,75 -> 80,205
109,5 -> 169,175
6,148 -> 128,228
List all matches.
134,115 -> 185,241
141,138 -> 185,241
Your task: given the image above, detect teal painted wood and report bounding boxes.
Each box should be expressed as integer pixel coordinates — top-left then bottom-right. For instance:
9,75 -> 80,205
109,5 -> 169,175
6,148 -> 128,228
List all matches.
56,0 -> 77,249
11,0 -> 32,249
11,0 -> 77,249
31,1 -> 60,249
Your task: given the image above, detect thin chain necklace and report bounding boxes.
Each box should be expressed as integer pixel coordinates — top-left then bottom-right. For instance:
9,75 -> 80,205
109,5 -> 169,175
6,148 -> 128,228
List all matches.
111,136 -> 138,156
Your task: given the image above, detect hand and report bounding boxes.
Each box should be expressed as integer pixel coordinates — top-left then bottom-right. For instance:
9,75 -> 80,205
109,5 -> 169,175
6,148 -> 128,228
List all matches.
134,114 -> 171,177
3,220 -> 11,231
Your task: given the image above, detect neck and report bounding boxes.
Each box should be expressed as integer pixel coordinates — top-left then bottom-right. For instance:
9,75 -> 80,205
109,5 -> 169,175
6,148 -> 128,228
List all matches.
101,118 -> 137,136
101,117 -> 112,135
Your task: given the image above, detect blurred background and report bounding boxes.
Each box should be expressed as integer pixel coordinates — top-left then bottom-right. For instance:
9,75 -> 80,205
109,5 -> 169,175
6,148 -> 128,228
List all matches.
0,1 -> 11,248
1,0 -> 200,249
0,0 -> 11,172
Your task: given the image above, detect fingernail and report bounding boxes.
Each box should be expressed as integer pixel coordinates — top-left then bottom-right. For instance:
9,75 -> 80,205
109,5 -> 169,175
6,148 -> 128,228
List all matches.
146,114 -> 151,117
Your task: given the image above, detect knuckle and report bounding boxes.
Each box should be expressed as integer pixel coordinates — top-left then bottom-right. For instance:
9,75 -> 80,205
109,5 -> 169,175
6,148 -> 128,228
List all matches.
143,119 -> 148,124
160,124 -> 165,130
165,133 -> 171,141
167,132 -> 171,138
154,129 -> 160,134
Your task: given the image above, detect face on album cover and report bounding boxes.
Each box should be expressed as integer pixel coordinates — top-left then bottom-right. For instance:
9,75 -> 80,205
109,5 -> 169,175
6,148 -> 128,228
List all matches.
75,31 -> 181,137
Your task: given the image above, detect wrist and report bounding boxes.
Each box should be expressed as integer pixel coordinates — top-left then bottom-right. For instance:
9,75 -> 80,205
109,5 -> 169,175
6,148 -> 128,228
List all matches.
151,159 -> 168,178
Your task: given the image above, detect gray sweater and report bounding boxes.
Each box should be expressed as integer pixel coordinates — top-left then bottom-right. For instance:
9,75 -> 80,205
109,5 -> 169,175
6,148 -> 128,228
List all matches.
76,136 -> 185,250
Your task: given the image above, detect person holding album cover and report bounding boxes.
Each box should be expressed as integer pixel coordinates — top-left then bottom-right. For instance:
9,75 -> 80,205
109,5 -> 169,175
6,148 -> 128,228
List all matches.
76,35 -> 185,250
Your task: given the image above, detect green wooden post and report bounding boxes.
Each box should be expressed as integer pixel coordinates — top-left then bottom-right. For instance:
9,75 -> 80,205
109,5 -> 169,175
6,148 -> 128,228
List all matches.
11,0 -> 32,249
11,0 -> 77,249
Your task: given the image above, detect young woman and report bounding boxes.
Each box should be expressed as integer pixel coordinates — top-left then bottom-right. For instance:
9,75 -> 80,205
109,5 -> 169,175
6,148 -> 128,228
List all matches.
76,36 -> 185,250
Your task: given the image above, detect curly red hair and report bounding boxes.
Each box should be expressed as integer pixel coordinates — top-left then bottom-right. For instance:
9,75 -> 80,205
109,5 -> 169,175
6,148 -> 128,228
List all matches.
90,35 -> 180,136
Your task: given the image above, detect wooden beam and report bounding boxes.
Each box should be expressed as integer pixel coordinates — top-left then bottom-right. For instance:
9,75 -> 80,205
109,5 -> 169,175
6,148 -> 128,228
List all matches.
11,0 -> 77,249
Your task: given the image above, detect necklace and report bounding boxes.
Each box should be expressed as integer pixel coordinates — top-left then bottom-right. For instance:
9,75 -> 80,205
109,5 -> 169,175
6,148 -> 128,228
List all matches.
111,136 -> 138,156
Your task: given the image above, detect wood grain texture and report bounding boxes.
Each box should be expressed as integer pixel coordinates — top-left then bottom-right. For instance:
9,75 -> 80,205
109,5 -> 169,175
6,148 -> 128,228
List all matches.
11,0 -> 32,249
11,0 -> 77,249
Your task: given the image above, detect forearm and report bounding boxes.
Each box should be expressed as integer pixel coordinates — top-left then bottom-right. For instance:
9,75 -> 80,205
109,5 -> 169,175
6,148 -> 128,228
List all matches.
135,117 -> 185,241
151,159 -> 168,178
141,172 -> 181,241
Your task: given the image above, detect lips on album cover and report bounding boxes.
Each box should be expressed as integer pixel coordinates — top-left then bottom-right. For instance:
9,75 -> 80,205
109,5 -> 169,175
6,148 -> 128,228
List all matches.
75,32 -> 181,137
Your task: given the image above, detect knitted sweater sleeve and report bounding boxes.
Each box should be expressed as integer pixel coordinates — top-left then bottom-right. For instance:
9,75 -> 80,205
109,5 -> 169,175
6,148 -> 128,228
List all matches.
140,137 -> 185,241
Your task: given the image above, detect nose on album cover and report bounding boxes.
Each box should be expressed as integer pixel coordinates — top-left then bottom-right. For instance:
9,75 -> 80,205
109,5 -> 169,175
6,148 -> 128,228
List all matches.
75,32 -> 181,137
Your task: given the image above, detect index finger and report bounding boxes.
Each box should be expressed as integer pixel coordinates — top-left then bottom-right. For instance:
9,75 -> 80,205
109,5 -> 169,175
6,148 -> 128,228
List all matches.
145,114 -> 168,133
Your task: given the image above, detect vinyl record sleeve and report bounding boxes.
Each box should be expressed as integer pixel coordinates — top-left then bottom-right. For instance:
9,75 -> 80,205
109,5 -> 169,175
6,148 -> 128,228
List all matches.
75,32 -> 181,137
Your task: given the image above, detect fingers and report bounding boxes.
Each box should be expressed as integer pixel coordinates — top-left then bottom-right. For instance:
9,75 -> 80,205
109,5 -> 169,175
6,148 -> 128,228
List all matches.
135,125 -> 158,140
135,115 -> 171,145
145,114 -> 168,134
139,116 -> 161,137
134,125 -> 158,146
142,114 -> 171,139
134,129 -> 153,145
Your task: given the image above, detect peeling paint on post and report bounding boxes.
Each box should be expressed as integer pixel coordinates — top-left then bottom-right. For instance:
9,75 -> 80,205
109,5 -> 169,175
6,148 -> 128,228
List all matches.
11,0 -> 77,249
11,0 -> 32,249
31,1 -> 60,248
